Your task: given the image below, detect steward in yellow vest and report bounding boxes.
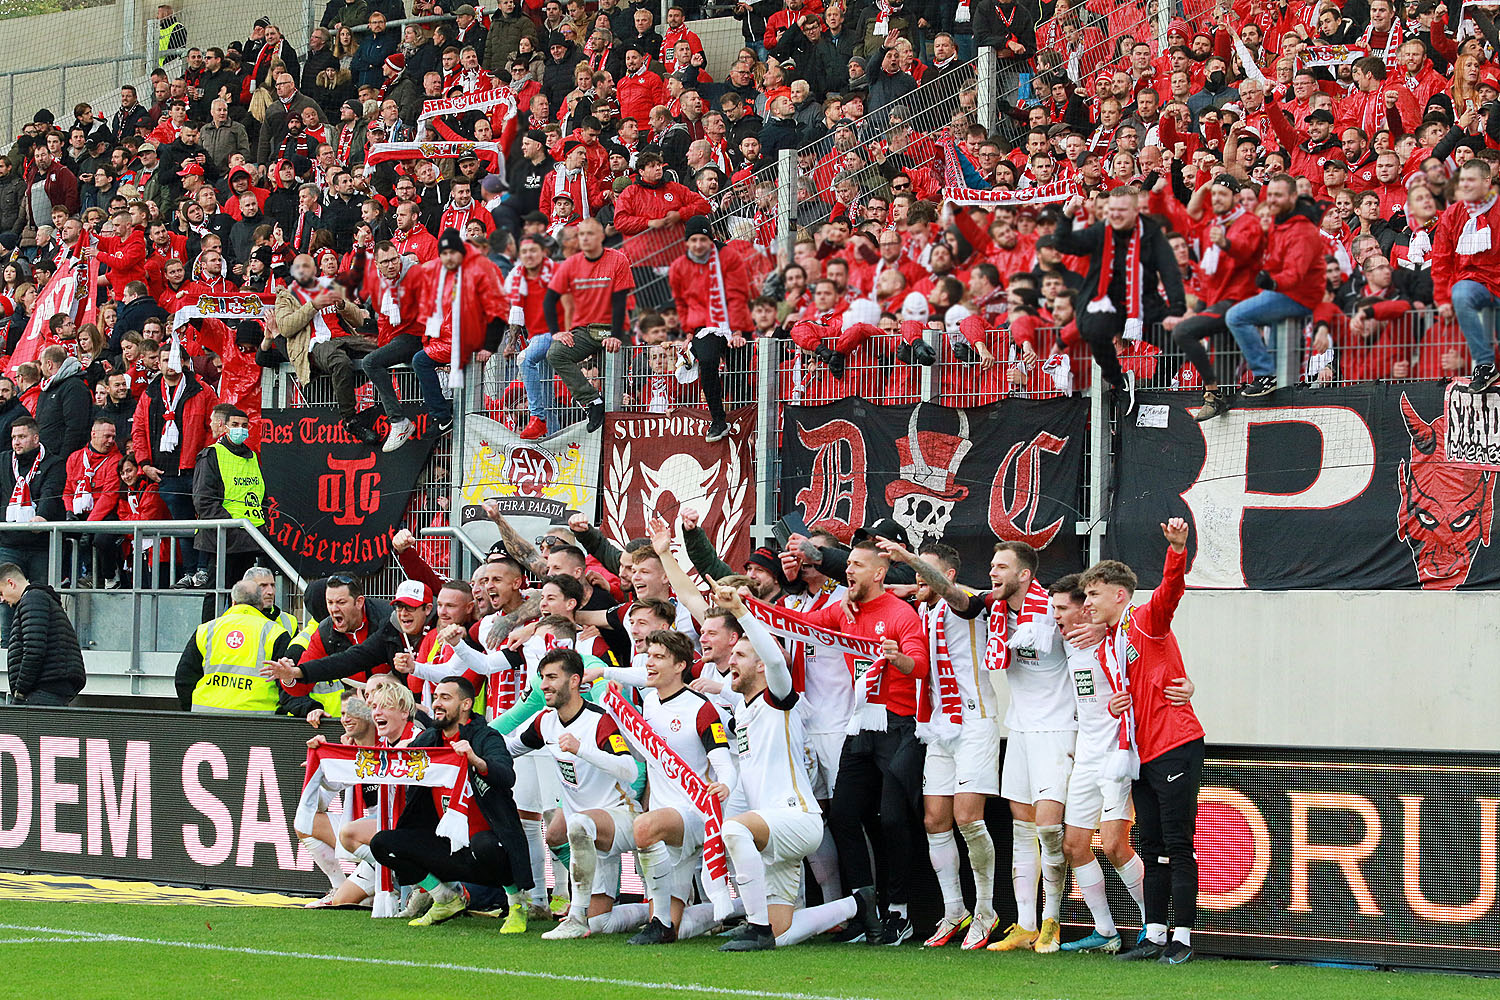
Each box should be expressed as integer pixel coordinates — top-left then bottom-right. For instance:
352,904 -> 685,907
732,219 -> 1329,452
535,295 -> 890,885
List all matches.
175,579 -> 291,712
192,408 -> 267,571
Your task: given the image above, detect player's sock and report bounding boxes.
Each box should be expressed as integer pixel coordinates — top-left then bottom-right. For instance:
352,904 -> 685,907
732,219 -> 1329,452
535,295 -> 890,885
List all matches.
1038,824 -> 1066,921
589,902 -> 649,934
350,860 -> 377,896
1011,820 -> 1040,932
776,896 -> 859,947
566,814 -> 599,923
679,898 -> 742,940
522,818 -> 548,905
352,843 -> 375,866
1172,927 -> 1192,946
890,902 -> 907,918
300,835 -> 347,889
1114,854 -> 1147,922
638,840 -> 674,919
429,881 -> 458,904
722,819 -> 770,926
1145,922 -> 1168,945
808,827 -> 843,902
958,820 -> 996,916
926,829 -> 965,919
1073,859 -> 1117,937
418,874 -> 442,892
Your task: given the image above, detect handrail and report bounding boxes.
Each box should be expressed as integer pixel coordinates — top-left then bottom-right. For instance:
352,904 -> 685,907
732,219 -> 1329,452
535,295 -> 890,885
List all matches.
350,13 -> 456,34
419,525 -> 488,564
0,517 -> 307,593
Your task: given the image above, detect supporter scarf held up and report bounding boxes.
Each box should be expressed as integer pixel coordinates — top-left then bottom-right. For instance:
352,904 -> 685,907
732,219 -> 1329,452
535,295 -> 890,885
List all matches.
1457,194 -> 1497,256
986,578 -> 1052,671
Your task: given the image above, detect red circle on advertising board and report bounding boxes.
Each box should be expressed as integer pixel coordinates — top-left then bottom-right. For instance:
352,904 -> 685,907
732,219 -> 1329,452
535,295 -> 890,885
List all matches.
1196,800 -> 1255,894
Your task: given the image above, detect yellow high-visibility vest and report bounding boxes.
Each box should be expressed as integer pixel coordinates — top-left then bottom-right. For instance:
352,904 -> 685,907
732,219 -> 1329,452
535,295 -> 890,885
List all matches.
191,604 -> 286,713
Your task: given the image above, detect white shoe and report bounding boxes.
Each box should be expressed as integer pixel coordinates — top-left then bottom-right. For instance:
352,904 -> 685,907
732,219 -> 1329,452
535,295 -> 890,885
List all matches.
304,890 -> 337,909
541,916 -> 591,940
382,419 -> 415,453
396,889 -> 431,920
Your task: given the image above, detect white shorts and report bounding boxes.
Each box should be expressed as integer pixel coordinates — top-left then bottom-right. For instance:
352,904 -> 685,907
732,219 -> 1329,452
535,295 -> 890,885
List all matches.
513,753 -> 562,814
1063,758 -> 1133,829
757,807 -> 824,906
923,719 -> 1002,797
1000,729 -> 1076,806
663,805 -> 707,899
806,731 -> 846,800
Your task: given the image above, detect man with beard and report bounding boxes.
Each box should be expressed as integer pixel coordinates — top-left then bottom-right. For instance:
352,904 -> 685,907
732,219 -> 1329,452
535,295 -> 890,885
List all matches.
370,676 -> 532,927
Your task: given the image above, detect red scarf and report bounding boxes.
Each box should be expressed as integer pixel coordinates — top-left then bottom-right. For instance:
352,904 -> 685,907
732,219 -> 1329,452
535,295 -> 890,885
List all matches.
8,444 -> 44,516
917,600 -> 966,733
1087,223 -> 1144,341
337,122 -> 356,162
986,579 -> 1051,670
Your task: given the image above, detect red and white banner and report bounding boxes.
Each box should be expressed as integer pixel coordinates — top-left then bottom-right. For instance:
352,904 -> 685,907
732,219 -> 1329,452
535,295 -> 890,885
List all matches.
742,594 -> 885,665
943,179 -> 1076,208
601,407 -> 756,575
1300,44 -> 1366,68
366,141 -> 502,171
418,87 -> 517,125
296,743 -> 471,853
172,293 -> 276,330
10,256 -> 98,374
600,684 -> 734,919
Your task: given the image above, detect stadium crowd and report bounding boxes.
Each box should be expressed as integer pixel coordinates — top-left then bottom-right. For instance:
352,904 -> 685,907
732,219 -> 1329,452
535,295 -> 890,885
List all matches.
0,0 -> 1498,963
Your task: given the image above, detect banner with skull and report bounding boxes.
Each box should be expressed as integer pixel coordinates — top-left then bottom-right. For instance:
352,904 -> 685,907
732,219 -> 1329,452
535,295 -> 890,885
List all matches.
457,413 -> 601,554
600,408 -> 756,573
1107,383 -> 1500,590
781,398 -> 1088,580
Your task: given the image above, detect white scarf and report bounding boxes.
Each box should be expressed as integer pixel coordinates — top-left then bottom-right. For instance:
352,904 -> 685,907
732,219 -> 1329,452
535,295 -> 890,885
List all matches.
1198,205 -> 1247,276
1457,194 -> 1497,256
8,444 -> 44,522
874,0 -> 894,35
424,262 -> 467,388
916,600 -> 965,747
158,375 -> 187,454
690,246 -> 732,338
72,447 -> 108,515
504,259 -> 554,325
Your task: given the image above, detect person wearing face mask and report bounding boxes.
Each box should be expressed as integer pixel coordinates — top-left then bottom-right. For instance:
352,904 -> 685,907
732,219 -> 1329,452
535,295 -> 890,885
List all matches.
190,404 -> 266,584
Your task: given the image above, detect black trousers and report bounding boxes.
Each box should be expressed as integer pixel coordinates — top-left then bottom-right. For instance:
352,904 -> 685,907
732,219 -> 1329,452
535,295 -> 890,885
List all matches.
1171,301 -> 1238,386
689,333 -> 752,425
371,826 -> 514,889
310,336 -> 378,420
361,332 -> 423,422
1133,737 -> 1204,930
829,714 -> 925,909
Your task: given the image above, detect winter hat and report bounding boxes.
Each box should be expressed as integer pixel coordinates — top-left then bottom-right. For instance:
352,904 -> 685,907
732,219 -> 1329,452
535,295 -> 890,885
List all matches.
438,228 -> 466,254
384,52 -> 405,74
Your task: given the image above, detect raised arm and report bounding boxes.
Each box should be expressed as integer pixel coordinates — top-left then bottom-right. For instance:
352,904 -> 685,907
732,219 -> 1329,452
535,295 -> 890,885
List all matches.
483,499 -> 548,578
875,538 -> 974,613
647,513 -> 709,620
719,585 -> 792,700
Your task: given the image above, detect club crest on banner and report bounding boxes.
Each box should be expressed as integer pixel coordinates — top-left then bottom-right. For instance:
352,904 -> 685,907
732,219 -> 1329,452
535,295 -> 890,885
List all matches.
458,413 -> 600,552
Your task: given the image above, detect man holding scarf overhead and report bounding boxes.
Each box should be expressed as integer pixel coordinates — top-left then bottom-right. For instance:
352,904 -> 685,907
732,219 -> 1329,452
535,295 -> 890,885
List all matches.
667,216 -> 752,443
386,230 -> 509,452
1053,185 -> 1184,396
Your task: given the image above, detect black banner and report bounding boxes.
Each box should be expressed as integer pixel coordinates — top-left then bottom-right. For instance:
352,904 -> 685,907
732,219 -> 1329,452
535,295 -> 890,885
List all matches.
259,407 -> 439,577
0,707 -> 326,894
1106,383 -> 1500,590
780,398 -> 1088,578
1058,745 -> 1500,972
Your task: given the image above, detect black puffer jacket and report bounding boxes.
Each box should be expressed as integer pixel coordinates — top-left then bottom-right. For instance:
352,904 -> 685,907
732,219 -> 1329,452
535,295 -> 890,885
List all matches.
8,584 -> 86,701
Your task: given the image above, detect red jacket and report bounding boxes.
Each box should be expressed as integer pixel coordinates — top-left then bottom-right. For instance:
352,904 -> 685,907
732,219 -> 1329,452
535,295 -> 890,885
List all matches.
1107,545 -> 1204,763
96,227 -> 147,301
391,225 -> 439,264
1431,196 -> 1500,306
1197,210 -> 1265,305
616,68 -> 669,128
64,444 -> 123,521
1263,209 -> 1327,310
666,243 -> 753,333
131,373 -> 220,474
409,252 -> 509,366
612,179 -> 712,266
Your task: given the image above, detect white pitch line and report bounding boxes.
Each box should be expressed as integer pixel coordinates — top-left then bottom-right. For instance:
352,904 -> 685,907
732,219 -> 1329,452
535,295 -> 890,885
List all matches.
0,923 -> 884,1000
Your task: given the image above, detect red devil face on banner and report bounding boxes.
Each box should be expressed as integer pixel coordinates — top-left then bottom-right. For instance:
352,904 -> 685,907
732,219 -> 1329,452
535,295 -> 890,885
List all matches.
1397,393 -> 1495,590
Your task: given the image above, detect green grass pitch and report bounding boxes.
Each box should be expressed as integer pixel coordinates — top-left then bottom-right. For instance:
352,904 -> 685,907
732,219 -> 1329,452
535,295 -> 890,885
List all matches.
0,899 -> 1494,1000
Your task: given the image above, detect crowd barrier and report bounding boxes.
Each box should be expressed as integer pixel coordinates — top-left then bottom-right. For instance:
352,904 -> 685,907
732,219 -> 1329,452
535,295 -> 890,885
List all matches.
0,706 -> 1495,971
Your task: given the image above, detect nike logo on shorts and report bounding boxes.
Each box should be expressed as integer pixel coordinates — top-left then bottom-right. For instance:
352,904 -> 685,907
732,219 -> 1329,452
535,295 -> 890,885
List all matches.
1167,773 -> 1183,782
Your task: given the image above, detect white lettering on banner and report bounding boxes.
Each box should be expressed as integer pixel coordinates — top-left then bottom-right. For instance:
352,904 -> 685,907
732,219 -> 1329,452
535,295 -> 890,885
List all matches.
181,742 -> 233,866
0,734 -> 32,849
1182,407 -> 1377,588
1444,390 -> 1500,467
40,736 -> 82,855
236,746 -> 301,870
85,738 -> 152,859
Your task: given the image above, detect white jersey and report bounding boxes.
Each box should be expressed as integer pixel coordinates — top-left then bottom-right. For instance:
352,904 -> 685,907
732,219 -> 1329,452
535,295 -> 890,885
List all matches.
637,684 -> 733,815
784,581 -> 852,735
924,596 -> 993,722
730,685 -> 821,817
1066,638 -> 1119,763
510,702 -> 638,814
998,604 -> 1077,733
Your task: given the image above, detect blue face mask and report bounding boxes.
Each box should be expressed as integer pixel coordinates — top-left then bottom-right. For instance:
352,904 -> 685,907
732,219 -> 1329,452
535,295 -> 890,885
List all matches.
225,427 -> 250,445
